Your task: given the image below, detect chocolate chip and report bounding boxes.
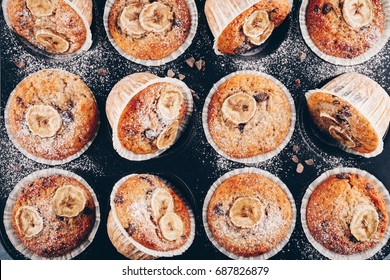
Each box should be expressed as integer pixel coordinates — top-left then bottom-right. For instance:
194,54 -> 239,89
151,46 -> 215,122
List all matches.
342,106 -> 350,111
126,223 -> 137,236
181,235 -> 187,240
114,194 -> 124,204
140,176 -> 153,185
61,110 -> 74,122
214,203 -> 225,216
344,111 -> 352,118
143,129 -> 158,141
377,210 -> 383,221
16,96 -> 25,107
253,92 -> 268,102
322,3 -> 333,14
291,155 -> 299,163
174,18 -> 183,28
238,123 -> 246,132
336,114 -> 348,124
336,173 -> 349,179
314,5 -> 320,13
321,220 -> 329,229
146,189 -> 153,195
349,235 -> 359,244
332,99 -> 340,105
366,183 -> 374,190
68,99 -> 74,109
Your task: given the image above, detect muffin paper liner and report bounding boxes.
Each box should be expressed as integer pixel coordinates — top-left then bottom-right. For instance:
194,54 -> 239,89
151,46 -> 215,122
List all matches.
305,72 -> 390,158
299,0 -> 390,65
103,0 -> 198,66
204,0 -> 293,55
301,167 -> 390,260
202,167 -> 297,260
108,174 -> 196,259
202,70 -> 296,164
4,69 -> 100,166
3,168 -> 101,260
106,72 -> 193,161
2,0 -> 93,60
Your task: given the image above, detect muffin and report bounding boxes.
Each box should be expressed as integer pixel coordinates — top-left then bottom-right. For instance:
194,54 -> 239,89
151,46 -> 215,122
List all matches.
3,169 -> 99,259
303,168 -> 390,258
5,69 -> 100,165
70,0 -> 93,26
3,0 -> 92,56
104,0 -> 198,65
106,72 -> 193,161
205,0 -> 292,55
300,0 -> 390,64
107,174 -> 195,259
203,71 -> 295,163
203,168 -> 295,259
305,72 -> 390,157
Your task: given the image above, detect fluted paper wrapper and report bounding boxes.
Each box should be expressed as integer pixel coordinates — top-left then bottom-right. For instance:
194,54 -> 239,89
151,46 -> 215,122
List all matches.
4,69 -> 100,166
299,0 -> 390,65
305,72 -> 390,157
2,0 -> 93,59
3,168 -> 101,260
202,167 -> 296,260
205,0 -> 293,55
103,0 -> 198,66
301,167 -> 390,260
106,72 -> 194,161
202,70 -> 296,164
108,174 -> 195,259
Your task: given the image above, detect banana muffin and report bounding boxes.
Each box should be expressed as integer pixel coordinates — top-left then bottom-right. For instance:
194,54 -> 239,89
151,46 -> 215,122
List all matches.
306,172 -> 389,256
205,0 -> 291,55
5,69 -> 99,164
305,0 -> 386,59
4,0 -> 92,55
107,174 -> 194,259
10,172 -> 97,258
205,72 -> 293,161
205,171 -> 294,258
107,0 -> 192,61
305,72 -> 390,157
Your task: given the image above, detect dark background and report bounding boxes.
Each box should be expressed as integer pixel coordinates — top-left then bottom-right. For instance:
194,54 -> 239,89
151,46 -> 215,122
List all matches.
0,0 -> 389,260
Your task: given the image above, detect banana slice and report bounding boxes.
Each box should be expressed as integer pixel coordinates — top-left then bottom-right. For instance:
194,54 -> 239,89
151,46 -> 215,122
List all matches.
243,10 -> 270,39
15,206 -> 44,237
350,206 -> 379,241
229,197 -> 263,228
229,197 -> 262,229
156,120 -> 179,150
221,93 -> 257,125
159,212 -> 183,241
139,2 -> 173,33
329,125 -> 356,148
25,105 -> 63,138
35,29 -> 70,54
342,0 -> 373,29
26,0 -> 55,17
119,4 -> 146,38
157,90 -> 184,120
151,188 -> 174,220
248,21 -> 274,46
52,185 -> 87,218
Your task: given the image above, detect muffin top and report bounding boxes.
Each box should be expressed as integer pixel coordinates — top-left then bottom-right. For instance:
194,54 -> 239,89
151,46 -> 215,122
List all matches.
107,0 -> 191,60
7,69 -> 99,162
112,174 -> 192,252
306,173 -> 389,255
6,0 -> 90,54
305,0 -> 385,59
214,0 -> 291,54
206,172 -> 293,257
117,82 -> 187,154
207,73 -> 291,159
11,174 -> 96,258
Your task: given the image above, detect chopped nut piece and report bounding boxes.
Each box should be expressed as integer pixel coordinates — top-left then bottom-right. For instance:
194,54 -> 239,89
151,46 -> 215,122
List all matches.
295,79 -> 301,87
297,52 -> 306,62
178,74 -> 186,80
305,159 -> 314,166
97,68 -> 109,76
293,144 -> 300,153
167,69 -> 175,78
291,155 -> 299,163
186,57 -> 195,67
195,59 -> 205,71
13,58 -> 26,69
296,163 -> 304,173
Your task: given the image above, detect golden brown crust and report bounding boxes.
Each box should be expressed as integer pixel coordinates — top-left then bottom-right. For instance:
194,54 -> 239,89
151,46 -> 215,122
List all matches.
217,0 -> 291,54
306,173 -> 389,255
117,82 -> 187,154
7,69 -> 99,161
108,0 -> 191,60
112,174 -> 191,252
11,175 -> 96,258
207,173 -> 292,257
306,91 -> 379,153
6,0 -> 88,54
207,73 -> 291,159
305,0 -> 385,59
